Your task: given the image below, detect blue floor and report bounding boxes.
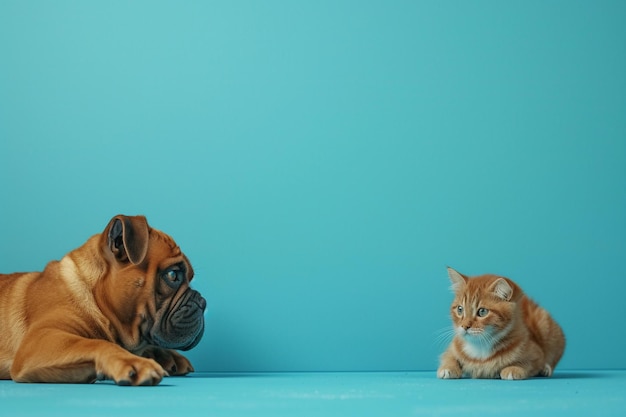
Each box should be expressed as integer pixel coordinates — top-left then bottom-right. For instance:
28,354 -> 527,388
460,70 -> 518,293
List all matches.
1,371 -> 624,417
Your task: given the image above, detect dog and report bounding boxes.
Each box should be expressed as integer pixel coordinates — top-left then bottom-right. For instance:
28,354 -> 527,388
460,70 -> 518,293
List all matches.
0,215 -> 206,385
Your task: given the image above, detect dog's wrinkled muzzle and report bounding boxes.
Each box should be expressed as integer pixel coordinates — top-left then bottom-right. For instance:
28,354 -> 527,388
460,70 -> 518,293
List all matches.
151,289 -> 206,350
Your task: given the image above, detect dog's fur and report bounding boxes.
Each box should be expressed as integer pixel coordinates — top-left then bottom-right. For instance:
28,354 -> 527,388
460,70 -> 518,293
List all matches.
0,215 -> 205,385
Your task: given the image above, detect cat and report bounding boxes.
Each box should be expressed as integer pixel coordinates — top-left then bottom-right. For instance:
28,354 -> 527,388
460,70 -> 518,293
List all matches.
437,267 -> 565,380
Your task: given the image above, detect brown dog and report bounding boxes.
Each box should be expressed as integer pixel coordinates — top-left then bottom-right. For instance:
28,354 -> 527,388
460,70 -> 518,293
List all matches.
0,215 -> 206,385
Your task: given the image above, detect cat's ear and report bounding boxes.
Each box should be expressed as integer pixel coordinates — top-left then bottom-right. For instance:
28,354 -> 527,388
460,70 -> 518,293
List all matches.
447,267 -> 467,292
491,278 -> 513,301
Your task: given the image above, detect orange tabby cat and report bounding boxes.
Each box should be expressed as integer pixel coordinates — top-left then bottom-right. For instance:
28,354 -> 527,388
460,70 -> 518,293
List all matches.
438,267 -> 565,380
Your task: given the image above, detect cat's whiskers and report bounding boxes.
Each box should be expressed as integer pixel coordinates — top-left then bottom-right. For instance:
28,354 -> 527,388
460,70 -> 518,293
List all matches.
485,321 -> 514,349
461,326 -> 498,360
433,326 -> 456,350
478,328 -> 497,351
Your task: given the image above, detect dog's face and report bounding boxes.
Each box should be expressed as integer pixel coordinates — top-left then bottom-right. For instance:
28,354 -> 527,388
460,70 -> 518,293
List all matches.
96,216 -> 205,352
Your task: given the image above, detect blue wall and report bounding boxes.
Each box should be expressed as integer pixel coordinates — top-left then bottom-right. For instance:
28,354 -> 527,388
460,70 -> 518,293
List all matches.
1,1 -> 625,372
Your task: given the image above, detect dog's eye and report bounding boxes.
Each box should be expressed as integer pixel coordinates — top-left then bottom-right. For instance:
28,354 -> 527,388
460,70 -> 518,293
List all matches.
163,268 -> 183,287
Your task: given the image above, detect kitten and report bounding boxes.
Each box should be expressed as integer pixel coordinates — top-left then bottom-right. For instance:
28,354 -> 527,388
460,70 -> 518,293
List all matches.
437,267 -> 565,380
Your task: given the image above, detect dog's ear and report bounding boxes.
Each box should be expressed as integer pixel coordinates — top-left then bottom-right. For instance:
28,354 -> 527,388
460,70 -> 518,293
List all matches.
106,215 -> 149,265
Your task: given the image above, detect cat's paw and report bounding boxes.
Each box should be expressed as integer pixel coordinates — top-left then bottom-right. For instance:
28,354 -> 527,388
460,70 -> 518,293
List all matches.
437,367 -> 462,379
500,366 -> 528,380
540,364 -> 553,377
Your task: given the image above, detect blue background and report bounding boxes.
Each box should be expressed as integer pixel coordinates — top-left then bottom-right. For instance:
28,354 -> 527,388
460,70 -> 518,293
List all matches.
1,1 -> 624,372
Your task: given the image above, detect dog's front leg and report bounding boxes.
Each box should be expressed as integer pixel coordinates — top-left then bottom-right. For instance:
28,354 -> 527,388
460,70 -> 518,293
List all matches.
11,330 -> 167,385
136,346 -> 195,376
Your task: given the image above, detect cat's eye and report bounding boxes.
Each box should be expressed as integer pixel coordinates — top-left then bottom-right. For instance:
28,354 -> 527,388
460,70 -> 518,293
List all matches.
456,306 -> 464,315
477,307 -> 489,317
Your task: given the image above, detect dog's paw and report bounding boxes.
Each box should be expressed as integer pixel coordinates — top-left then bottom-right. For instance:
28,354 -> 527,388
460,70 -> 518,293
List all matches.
99,355 -> 167,386
437,367 -> 462,379
140,347 -> 194,376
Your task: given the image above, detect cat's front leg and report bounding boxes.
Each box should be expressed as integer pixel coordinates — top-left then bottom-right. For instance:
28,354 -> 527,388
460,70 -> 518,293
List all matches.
500,365 -> 529,380
437,350 -> 462,379
540,364 -> 553,377
438,366 -> 462,379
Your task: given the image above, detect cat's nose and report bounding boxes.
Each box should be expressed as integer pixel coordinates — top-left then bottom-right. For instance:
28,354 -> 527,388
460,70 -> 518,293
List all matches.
463,324 -> 471,330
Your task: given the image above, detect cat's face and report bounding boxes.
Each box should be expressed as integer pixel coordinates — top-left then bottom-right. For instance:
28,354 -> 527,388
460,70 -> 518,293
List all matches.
447,267 -> 517,358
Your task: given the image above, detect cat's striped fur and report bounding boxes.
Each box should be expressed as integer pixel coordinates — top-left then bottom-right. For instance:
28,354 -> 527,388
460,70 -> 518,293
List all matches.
438,267 -> 565,380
